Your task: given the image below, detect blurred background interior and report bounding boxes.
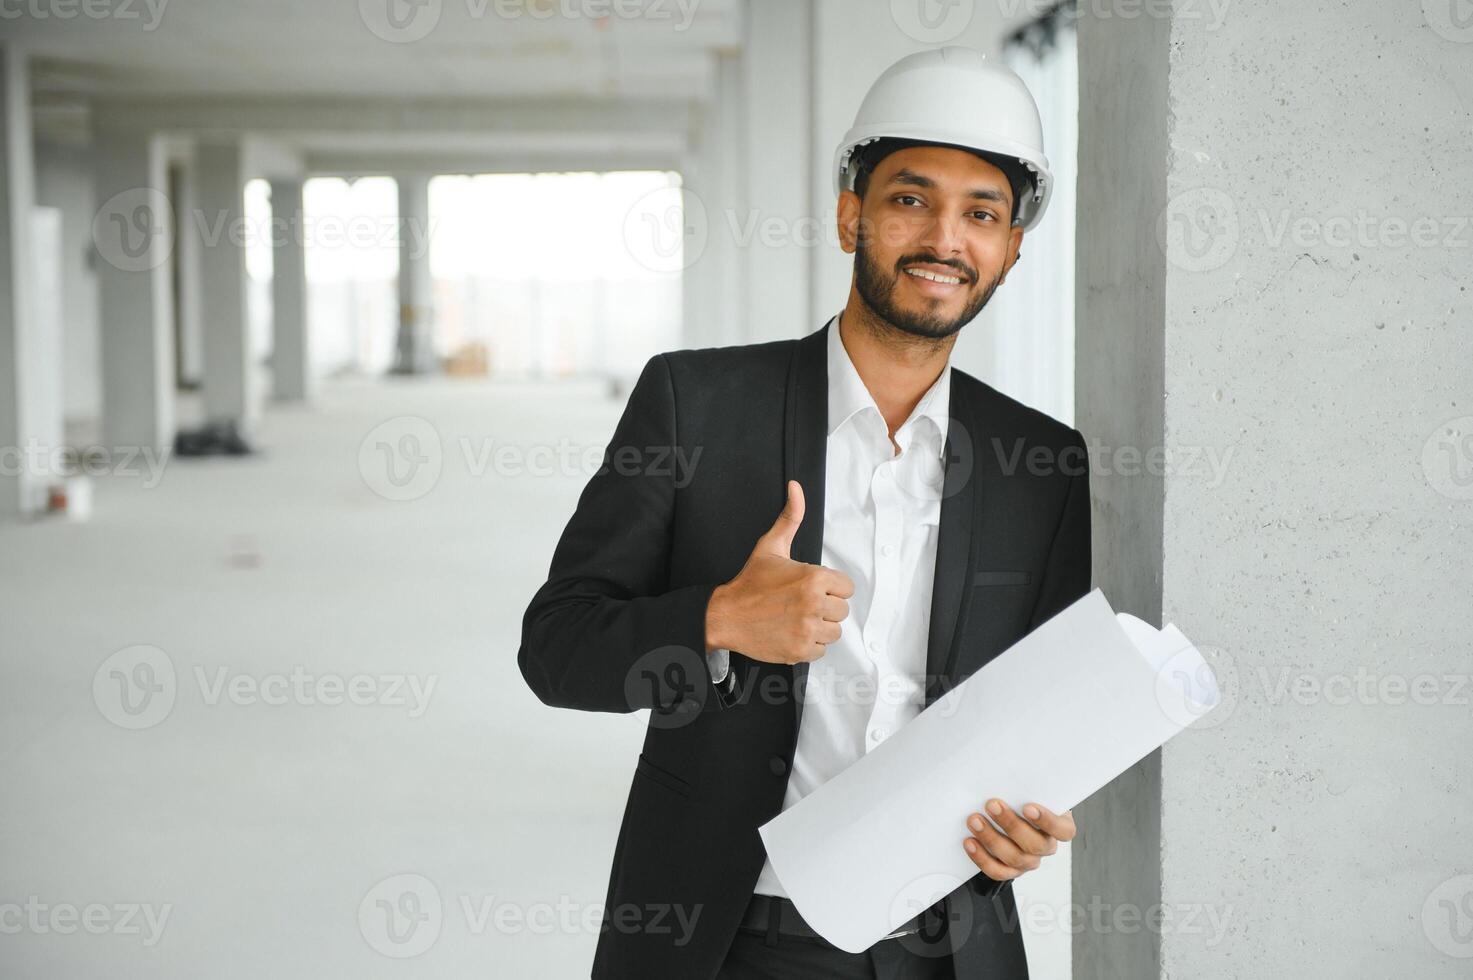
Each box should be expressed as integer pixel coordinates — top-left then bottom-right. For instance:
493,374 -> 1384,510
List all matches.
3,0 -> 1469,978
0,3 -> 1081,976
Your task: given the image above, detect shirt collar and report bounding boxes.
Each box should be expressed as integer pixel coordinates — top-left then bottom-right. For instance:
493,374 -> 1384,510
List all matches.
825,313 -> 952,455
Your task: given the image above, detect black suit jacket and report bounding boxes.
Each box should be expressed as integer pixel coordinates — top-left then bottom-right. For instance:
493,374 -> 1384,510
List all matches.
519,319 -> 1091,979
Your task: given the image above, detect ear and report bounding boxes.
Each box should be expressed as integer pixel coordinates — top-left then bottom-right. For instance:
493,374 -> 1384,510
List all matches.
837,189 -> 862,254
999,225 -> 1025,283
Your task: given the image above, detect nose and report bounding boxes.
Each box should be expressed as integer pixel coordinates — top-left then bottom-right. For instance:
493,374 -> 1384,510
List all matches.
920,209 -> 966,257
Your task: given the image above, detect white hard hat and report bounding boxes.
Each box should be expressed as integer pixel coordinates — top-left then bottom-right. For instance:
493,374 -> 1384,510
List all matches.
833,46 -> 1054,233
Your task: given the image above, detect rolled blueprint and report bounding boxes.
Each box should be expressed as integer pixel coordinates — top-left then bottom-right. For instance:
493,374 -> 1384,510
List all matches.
758,588 -> 1222,953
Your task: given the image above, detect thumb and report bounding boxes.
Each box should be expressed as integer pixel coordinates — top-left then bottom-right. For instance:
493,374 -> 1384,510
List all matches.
754,480 -> 804,558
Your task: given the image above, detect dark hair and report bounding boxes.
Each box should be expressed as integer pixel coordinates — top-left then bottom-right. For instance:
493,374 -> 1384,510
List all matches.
849,136 -> 1033,226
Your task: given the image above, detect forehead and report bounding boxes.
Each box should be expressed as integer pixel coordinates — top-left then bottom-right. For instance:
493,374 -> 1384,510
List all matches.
870,144 -> 1011,192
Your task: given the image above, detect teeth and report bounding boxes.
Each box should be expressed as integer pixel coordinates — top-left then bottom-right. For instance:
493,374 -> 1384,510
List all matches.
905,268 -> 962,285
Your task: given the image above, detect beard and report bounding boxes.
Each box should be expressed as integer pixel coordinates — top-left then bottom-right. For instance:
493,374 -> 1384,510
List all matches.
854,240 -> 1002,341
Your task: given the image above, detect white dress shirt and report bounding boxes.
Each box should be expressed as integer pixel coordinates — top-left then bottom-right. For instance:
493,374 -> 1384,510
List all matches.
707,313 -> 952,900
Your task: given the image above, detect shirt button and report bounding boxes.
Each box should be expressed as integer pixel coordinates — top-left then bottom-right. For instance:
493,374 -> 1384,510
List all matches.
868,639 -> 881,653
880,544 -> 895,557
869,728 -> 887,743
768,756 -> 788,776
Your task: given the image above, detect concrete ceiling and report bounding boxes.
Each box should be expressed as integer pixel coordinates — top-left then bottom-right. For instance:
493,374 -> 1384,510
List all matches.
14,0 -> 743,101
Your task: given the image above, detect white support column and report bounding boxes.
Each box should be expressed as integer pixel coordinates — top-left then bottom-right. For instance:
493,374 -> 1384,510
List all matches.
681,51 -> 745,352
393,173 -> 436,375
93,126 -> 175,455
0,44 -> 34,516
739,0 -> 813,343
194,140 -> 254,428
172,151 -> 205,388
269,177 -> 310,402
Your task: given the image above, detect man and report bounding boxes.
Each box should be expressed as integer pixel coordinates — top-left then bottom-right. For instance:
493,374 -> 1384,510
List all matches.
519,47 -> 1090,979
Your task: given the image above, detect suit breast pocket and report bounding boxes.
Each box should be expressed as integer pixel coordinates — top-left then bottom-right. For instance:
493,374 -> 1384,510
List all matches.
971,570 -> 1032,588
635,754 -> 693,799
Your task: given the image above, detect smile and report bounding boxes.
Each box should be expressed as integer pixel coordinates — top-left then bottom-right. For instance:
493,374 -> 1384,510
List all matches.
904,268 -> 965,285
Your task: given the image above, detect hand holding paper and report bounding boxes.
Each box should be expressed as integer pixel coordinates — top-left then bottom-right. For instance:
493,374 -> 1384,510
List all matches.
963,798 -> 1075,884
757,589 -> 1222,953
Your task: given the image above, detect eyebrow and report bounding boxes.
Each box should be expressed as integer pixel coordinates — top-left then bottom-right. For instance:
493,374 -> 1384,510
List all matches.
886,168 -> 1009,204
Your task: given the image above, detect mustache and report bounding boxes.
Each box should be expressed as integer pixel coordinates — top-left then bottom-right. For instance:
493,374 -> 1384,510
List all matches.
895,253 -> 977,284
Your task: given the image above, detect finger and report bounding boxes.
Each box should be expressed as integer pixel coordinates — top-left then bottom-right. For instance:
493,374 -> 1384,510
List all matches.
818,594 -> 849,623
813,619 -> 842,645
966,811 -> 1040,872
1022,802 -> 1077,843
819,566 -> 855,599
962,836 -> 1020,881
984,800 -> 1056,857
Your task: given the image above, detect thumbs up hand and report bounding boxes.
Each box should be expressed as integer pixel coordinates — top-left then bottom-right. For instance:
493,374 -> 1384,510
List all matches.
704,481 -> 855,666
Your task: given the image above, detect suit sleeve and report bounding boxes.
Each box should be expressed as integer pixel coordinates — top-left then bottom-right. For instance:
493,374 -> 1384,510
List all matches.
971,427 -> 1092,899
517,353 -> 726,714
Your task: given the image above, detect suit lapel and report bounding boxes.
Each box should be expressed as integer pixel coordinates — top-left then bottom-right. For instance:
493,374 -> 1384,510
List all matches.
782,321 -> 830,732
925,377 -> 979,705
783,318 -> 980,723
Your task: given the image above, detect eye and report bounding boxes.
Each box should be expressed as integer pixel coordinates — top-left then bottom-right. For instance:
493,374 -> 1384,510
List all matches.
969,210 -> 997,223
895,194 -> 925,207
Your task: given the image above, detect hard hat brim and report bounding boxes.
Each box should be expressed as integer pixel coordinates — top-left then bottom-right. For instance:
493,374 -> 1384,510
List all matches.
833,125 -> 1054,233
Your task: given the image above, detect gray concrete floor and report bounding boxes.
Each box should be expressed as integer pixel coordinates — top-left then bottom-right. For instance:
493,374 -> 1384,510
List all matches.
1,376 -> 1069,978
2,376 -> 646,978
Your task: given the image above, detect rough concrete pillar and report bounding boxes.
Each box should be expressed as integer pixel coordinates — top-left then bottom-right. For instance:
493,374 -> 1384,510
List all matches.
0,44 -> 35,517
194,140 -> 254,428
269,177 -> 310,402
92,123 -> 175,454
393,173 -> 436,374
1074,3 -> 1473,978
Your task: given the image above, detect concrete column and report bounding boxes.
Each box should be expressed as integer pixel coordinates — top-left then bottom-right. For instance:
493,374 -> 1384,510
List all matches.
1074,3 -> 1473,979
0,44 -> 35,516
739,0 -> 812,343
194,140 -> 254,427
269,177 -> 310,402
92,123 -> 175,454
393,173 -> 436,374
682,52 -> 745,352
172,153 -> 205,388
35,140 -> 103,424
